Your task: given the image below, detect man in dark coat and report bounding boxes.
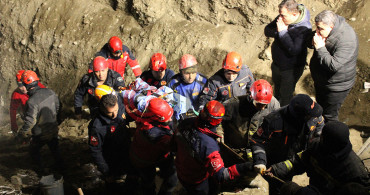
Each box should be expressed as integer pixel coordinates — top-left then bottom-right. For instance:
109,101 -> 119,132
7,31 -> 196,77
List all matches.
309,10 -> 359,122
265,121 -> 370,194
265,0 -> 312,106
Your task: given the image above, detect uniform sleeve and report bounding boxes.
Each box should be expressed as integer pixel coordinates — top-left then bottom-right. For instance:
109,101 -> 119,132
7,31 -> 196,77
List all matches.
10,92 -> 22,131
88,128 -> 109,175
74,77 -> 87,113
264,17 -> 278,38
244,66 -> 255,90
21,100 -> 38,132
112,72 -> 125,90
124,46 -> 142,77
198,79 -> 219,108
278,25 -> 311,56
316,34 -> 358,73
271,152 -> 306,179
250,119 -> 271,165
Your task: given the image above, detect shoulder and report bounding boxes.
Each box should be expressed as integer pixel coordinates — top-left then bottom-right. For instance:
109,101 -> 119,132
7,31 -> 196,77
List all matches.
121,44 -> 131,52
196,73 -> 208,83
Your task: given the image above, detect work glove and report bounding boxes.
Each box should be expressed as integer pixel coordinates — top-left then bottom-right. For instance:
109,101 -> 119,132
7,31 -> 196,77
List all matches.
254,164 -> 266,174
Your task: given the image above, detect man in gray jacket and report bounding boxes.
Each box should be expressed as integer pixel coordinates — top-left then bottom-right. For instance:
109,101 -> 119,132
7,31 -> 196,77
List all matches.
309,10 -> 359,122
17,70 -> 63,173
265,0 -> 312,106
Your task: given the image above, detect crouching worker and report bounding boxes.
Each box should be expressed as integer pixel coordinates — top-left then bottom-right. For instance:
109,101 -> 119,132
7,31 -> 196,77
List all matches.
88,94 -> 133,194
129,98 -> 178,195
174,100 -> 254,195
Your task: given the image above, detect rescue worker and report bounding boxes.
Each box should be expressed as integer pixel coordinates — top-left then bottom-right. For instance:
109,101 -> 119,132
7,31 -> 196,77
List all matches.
88,36 -> 142,78
10,70 -> 45,134
129,98 -> 178,194
141,53 -> 175,88
266,0 -> 312,106
250,94 -> 324,194
265,121 -> 370,194
198,51 -> 255,108
16,70 -> 62,173
75,56 -> 124,119
168,54 -> 207,111
174,100 -> 255,195
88,94 -> 132,193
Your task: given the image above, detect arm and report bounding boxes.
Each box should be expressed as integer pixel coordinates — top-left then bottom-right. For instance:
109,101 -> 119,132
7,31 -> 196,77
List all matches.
278,26 -> 311,56
264,17 -> 279,38
198,79 -> 219,108
10,92 -> 24,132
124,46 -> 142,77
270,152 -> 306,179
74,78 -> 87,115
88,131 -> 110,175
250,120 -> 271,166
20,100 -> 38,132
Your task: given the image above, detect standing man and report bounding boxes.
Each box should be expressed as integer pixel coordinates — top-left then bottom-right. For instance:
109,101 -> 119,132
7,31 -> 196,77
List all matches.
309,10 -> 358,122
89,36 -> 142,79
168,54 -> 207,111
16,70 -> 63,173
88,94 -> 132,193
10,70 -> 45,134
250,94 -> 324,194
141,53 -> 175,88
265,0 -> 312,106
75,56 -> 125,118
198,51 -> 254,108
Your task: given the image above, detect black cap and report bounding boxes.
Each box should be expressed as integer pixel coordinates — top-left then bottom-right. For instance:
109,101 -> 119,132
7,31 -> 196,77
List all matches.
288,94 -> 323,118
321,121 -> 351,153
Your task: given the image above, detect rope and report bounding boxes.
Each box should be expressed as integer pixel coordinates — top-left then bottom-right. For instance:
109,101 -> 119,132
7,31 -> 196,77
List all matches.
0,185 -> 22,195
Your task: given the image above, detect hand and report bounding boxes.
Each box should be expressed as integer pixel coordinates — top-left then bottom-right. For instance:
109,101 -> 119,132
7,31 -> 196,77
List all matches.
254,164 -> 266,174
313,33 -> 326,49
263,167 -> 274,178
276,17 -> 288,32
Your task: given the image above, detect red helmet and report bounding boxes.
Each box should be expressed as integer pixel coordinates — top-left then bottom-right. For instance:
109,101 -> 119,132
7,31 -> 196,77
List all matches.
222,51 -> 242,72
150,53 -> 167,71
179,54 -> 197,70
146,98 -> 173,122
93,56 -> 108,71
22,70 -> 39,85
250,79 -> 273,104
201,100 -> 225,126
108,36 -> 123,54
16,70 -> 25,82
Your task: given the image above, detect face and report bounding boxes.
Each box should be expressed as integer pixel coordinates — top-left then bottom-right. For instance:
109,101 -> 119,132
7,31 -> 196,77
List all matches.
111,50 -> 122,58
279,7 -> 298,25
95,68 -> 109,82
224,71 -> 238,82
18,86 -> 27,94
103,102 -> 119,119
315,22 -> 333,38
181,71 -> 197,84
151,70 -> 166,80
254,101 -> 267,111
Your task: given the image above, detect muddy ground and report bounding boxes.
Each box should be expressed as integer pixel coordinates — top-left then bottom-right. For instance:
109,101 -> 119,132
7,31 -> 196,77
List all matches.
0,0 -> 369,194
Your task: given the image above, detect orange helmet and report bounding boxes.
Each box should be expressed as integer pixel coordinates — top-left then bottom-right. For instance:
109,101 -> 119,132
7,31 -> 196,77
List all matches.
250,79 -> 273,104
95,85 -> 115,101
93,56 -> 108,71
146,98 -> 173,123
201,100 -> 225,126
22,70 -> 39,85
179,54 -> 197,70
150,53 -> 167,71
16,70 -> 25,82
222,51 -> 242,72
108,36 -> 123,54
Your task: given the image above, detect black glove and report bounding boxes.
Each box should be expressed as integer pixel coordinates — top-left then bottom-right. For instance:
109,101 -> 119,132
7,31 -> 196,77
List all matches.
235,162 -> 254,175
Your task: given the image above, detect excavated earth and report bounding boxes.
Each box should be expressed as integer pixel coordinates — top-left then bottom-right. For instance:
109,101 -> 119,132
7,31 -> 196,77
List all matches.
0,0 -> 369,194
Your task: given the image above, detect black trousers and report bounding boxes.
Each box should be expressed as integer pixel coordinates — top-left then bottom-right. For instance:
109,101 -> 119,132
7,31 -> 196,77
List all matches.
29,135 -> 63,171
315,88 -> 351,122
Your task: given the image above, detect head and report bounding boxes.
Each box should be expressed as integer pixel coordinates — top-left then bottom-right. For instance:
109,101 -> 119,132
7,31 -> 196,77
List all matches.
288,94 -> 323,121
145,98 -> 173,123
315,10 -> 336,38
108,36 -> 123,58
222,52 -> 242,82
21,70 -> 39,91
16,70 -> 27,94
200,100 -> 225,127
320,121 -> 351,154
179,54 -> 198,84
150,53 -> 167,80
278,0 -> 300,25
100,94 -> 119,119
93,56 -> 109,82
95,85 -> 116,101
250,79 -> 273,111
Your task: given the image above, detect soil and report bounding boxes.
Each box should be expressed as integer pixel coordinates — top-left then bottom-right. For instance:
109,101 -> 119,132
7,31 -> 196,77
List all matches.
0,0 -> 368,194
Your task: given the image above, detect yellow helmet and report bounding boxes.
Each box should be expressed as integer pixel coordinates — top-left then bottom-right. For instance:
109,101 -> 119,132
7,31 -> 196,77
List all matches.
95,85 -> 115,100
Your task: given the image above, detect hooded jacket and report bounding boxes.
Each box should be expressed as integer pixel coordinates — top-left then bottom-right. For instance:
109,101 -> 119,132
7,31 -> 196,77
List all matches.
309,15 -> 358,92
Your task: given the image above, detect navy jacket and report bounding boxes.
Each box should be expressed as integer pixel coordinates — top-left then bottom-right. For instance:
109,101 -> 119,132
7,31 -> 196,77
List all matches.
140,69 -> 175,88
265,5 -> 312,71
